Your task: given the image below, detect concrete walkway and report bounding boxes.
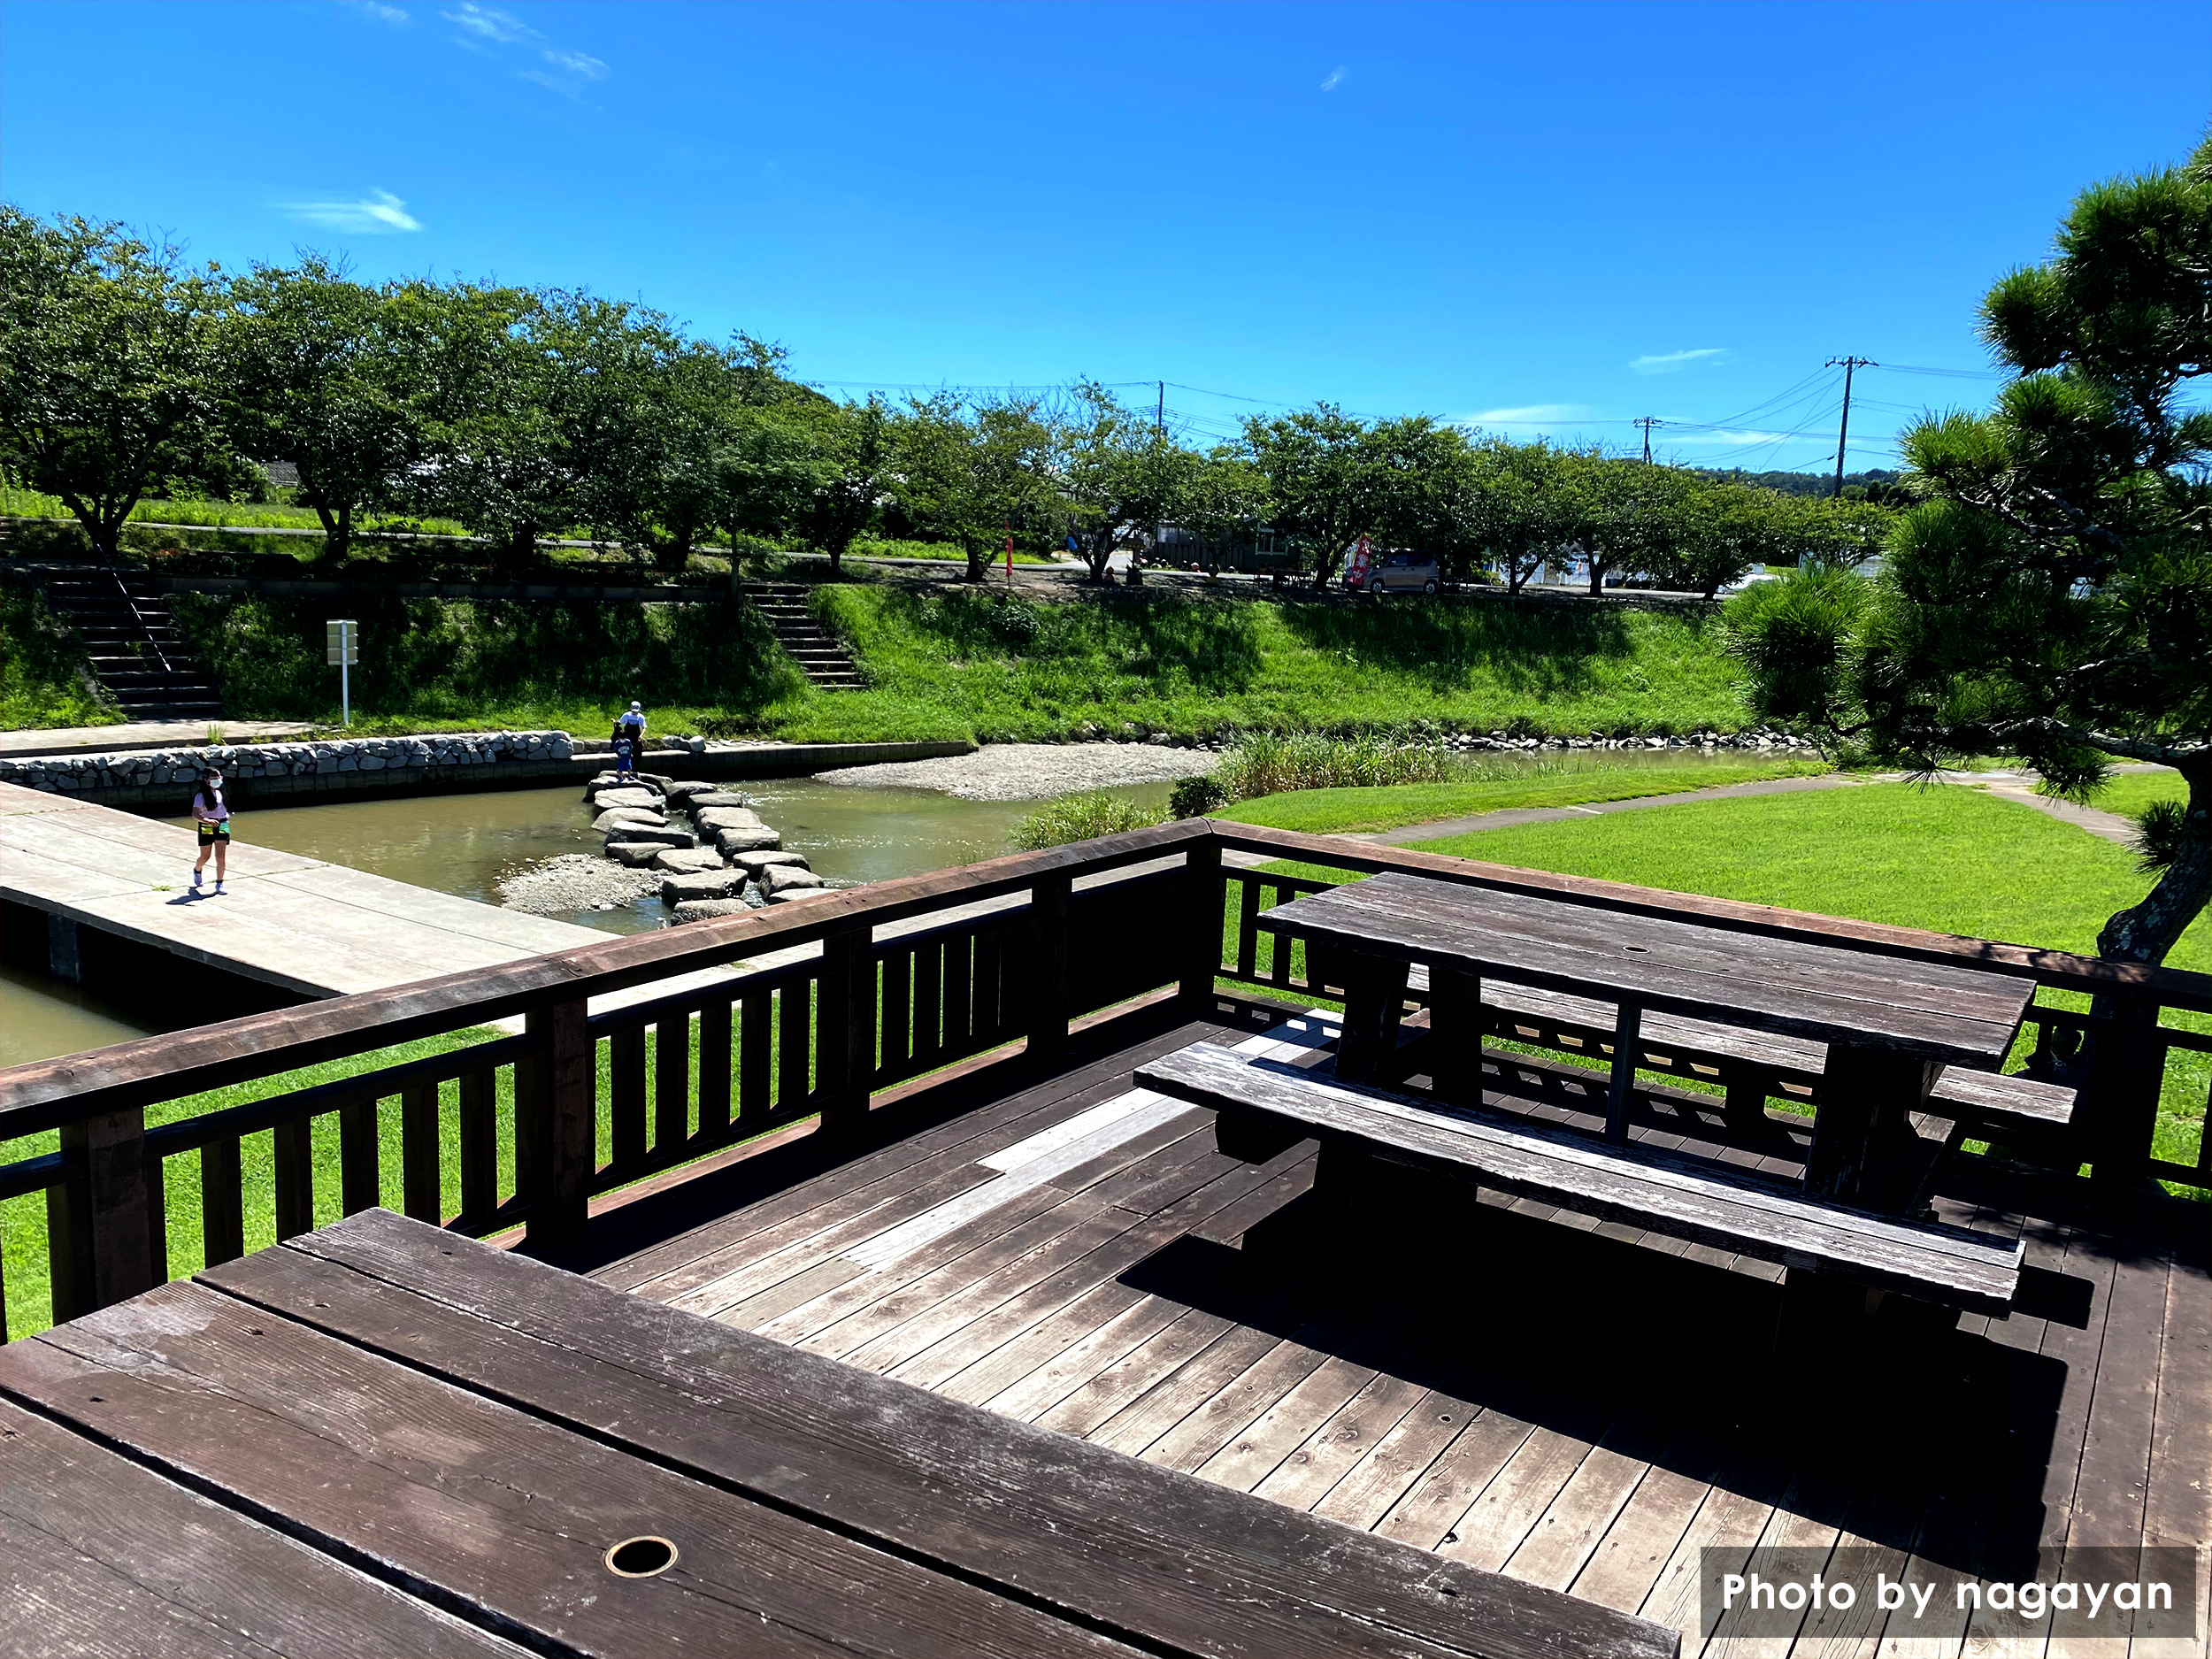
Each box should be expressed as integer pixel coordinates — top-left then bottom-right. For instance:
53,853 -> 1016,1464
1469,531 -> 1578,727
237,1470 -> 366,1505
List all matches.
0,718 -> 314,761
0,781 -> 737,1017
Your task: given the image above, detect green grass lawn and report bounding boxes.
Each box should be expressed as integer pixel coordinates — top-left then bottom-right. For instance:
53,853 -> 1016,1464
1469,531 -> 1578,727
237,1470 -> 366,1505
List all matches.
2078,768 -> 2188,819
1231,783 -> 2207,1188
1217,757 -> 1832,834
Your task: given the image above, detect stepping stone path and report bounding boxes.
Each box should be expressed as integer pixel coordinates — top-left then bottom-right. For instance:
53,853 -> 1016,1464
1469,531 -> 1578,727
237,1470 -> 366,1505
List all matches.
580,775 -> 818,915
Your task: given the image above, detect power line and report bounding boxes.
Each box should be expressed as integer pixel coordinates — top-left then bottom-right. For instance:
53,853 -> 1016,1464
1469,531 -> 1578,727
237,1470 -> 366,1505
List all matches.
1634,417 -> 1661,463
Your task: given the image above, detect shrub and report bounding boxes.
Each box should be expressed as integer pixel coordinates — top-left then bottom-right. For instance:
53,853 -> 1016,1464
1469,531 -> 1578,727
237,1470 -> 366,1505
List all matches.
1170,774 -> 1231,818
1011,790 -> 1165,850
1210,730 -> 1451,802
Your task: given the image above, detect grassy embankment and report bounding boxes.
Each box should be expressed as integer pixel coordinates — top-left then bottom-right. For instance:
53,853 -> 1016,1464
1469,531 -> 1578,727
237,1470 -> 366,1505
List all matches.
1236,783 -> 2208,1189
0,575 -> 119,728
0,580 -> 1755,743
770,585 -> 1752,745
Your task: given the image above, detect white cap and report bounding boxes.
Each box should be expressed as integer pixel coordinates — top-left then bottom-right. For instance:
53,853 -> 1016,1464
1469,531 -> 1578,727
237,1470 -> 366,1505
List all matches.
630,702 -> 642,710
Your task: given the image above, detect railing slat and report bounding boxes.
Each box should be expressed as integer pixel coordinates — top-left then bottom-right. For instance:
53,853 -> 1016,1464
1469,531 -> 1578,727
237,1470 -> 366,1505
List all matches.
519,999 -> 594,1250
1236,875 -> 1261,982
881,949 -> 912,1080
698,999 -> 733,1134
740,990 -> 772,1119
401,1081 -> 441,1223
273,1118 -> 314,1242
457,1068 -> 496,1221
339,1100 -> 380,1216
974,926 -> 1004,1044
778,976 -> 812,1109
655,1011 -> 691,1152
942,936 -> 972,1056
610,1028 -> 647,1170
915,941 -> 944,1068
201,1136 -> 244,1268
47,1107 -> 157,1320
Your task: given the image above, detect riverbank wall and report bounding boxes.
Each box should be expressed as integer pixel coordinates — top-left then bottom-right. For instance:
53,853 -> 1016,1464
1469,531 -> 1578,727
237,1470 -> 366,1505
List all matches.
0,732 -> 975,813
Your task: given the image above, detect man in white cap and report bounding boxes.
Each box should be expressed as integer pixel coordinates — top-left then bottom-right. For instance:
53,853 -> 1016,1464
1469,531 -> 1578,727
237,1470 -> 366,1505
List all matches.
613,701 -> 647,780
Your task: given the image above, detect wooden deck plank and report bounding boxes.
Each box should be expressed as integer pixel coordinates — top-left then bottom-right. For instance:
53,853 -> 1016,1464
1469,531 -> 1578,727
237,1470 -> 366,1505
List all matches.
1141,1305 -> 1377,1473
0,1400 -> 531,1659
1309,1380 -> 1499,1533
1038,1295 -> 1295,1442
1566,1422 -> 1733,1617
1502,1408 -> 1679,1593
2132,1209 -> 2212,1659
1194,1309 -> 1421,1491
1249,1331 -> 1455,1514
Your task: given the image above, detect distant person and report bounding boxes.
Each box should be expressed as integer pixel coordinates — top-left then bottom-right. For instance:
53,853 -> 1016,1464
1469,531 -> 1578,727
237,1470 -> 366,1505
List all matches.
613,701 -> 647,780
190,766 -> 231,895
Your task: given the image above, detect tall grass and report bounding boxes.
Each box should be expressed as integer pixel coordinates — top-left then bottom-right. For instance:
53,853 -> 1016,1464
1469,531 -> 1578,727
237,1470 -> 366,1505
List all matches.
1012,791 -> 1165,849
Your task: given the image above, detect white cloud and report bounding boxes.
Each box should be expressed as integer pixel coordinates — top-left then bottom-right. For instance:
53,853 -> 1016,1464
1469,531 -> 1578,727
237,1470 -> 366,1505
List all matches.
1319,65 -> 1347,92
442,2 -> 532,42
1465,403 -> 1593,427
542,47 -> 609,79
1630,348 -> 1729,375
278,188 -> 424,233
344,1 -> 411,21
440,4 -> 610,93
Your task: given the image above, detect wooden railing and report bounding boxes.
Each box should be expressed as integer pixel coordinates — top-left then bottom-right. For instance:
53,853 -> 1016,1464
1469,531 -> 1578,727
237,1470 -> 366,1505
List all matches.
3,816 -> 2206,1340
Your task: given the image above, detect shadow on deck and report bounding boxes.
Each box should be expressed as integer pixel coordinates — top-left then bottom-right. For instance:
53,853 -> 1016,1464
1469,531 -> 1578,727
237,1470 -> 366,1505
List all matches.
565,993 -> 2211,1659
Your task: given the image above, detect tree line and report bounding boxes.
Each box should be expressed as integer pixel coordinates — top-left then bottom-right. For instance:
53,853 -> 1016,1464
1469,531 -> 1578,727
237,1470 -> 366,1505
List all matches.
0,205 -> 1887,595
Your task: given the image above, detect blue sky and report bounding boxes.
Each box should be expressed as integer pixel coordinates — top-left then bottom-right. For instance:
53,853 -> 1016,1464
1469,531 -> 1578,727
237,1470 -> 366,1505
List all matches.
2,1 -> 2203,472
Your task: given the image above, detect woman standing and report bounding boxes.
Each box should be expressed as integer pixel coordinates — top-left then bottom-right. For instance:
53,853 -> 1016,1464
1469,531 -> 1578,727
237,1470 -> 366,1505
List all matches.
191,765 -> 232,895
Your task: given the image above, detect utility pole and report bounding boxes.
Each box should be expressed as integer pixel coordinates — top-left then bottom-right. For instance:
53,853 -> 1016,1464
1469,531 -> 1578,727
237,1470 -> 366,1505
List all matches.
1825,357 -> 1875,497
1156,381 -> 1165,437
1634,417 -> 1660,464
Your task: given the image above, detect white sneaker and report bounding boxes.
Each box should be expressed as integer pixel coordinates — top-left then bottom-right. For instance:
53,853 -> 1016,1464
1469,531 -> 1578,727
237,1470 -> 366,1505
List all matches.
191,870 -> 203,889
213,881 -> 227,895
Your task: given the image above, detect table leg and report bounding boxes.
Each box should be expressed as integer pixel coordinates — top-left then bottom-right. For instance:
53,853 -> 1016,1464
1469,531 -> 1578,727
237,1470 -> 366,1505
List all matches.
1805,1041 -> 1938,1210
1333,956 -> 1411,1085
1428,968 -> 1483,1107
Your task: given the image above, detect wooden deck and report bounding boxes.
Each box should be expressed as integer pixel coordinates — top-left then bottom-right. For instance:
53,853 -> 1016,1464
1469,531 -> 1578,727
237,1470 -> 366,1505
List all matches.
585,994 -> 2212,1659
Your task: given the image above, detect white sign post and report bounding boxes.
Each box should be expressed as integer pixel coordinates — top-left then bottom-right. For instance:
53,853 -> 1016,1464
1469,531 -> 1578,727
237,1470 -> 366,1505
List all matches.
325,619 -> 358,726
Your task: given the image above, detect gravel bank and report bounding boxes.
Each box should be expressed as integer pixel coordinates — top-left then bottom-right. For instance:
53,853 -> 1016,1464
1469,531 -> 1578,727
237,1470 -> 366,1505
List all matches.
499,854 -> 662,915
814,741 -> 1219,801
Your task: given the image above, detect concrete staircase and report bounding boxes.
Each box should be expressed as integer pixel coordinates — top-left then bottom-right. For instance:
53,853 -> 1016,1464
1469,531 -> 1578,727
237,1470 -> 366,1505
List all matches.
746,582 -> 864,690
40,569 -> 227,720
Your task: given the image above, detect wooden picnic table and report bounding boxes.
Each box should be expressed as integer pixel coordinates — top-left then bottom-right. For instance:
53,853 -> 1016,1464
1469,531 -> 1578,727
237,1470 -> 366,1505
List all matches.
1,1208 -> 1678,1659
1259,872 -> 2035,1210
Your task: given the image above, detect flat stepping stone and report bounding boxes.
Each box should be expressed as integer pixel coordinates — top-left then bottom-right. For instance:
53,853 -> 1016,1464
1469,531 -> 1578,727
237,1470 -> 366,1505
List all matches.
589,786 -> 665,811
672,897 -> 753,924
653,846 -> 727,875
663,780 -> 720,801
685,791 -> 752,809
712,826 -> 782,856
660,870 -> 749,904
693,806 -> 765,832
606,824 -> 695,849
767,887 -> 837,904
732,850 -> 810,877
758,864 -> 826,896
605,841 -> 667,867
591,807 -> 665,833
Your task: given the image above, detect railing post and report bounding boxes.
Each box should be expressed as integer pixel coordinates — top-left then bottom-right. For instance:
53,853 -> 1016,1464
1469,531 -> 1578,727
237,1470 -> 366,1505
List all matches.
1181,838 -> 1224,1008
1026,872 -> 1072,1065
2089,995 -> 2163,1206
46,1106 -> 156,1320
817,925 -> 877,1136
520,997 -> 595,1251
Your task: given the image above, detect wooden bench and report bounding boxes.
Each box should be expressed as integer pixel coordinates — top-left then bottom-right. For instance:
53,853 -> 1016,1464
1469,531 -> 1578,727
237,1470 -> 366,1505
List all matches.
1134,1041 -> 2025,1322
1398,967 -> 2078,1144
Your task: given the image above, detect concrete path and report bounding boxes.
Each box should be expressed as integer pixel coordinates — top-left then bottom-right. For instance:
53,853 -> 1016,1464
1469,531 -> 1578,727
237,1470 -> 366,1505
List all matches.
0,718 -> 314,761
0,780 -> 738,1017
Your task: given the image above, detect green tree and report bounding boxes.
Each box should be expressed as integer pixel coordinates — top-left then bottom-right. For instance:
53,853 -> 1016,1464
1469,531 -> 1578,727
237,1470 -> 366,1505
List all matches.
1564,453 -> 1699,595
0,208 -> 230,560
1731,136 -> 2210,965
891,393 -> 1056,583
1240,403 -> 1388,587
795,397 -> 892,577
223,257 -> 417,560
1058,381 -> 1198,581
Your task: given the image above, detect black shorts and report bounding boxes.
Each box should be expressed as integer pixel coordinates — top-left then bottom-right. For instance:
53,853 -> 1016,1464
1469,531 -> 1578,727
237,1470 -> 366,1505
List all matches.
196,821 -> 231,846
